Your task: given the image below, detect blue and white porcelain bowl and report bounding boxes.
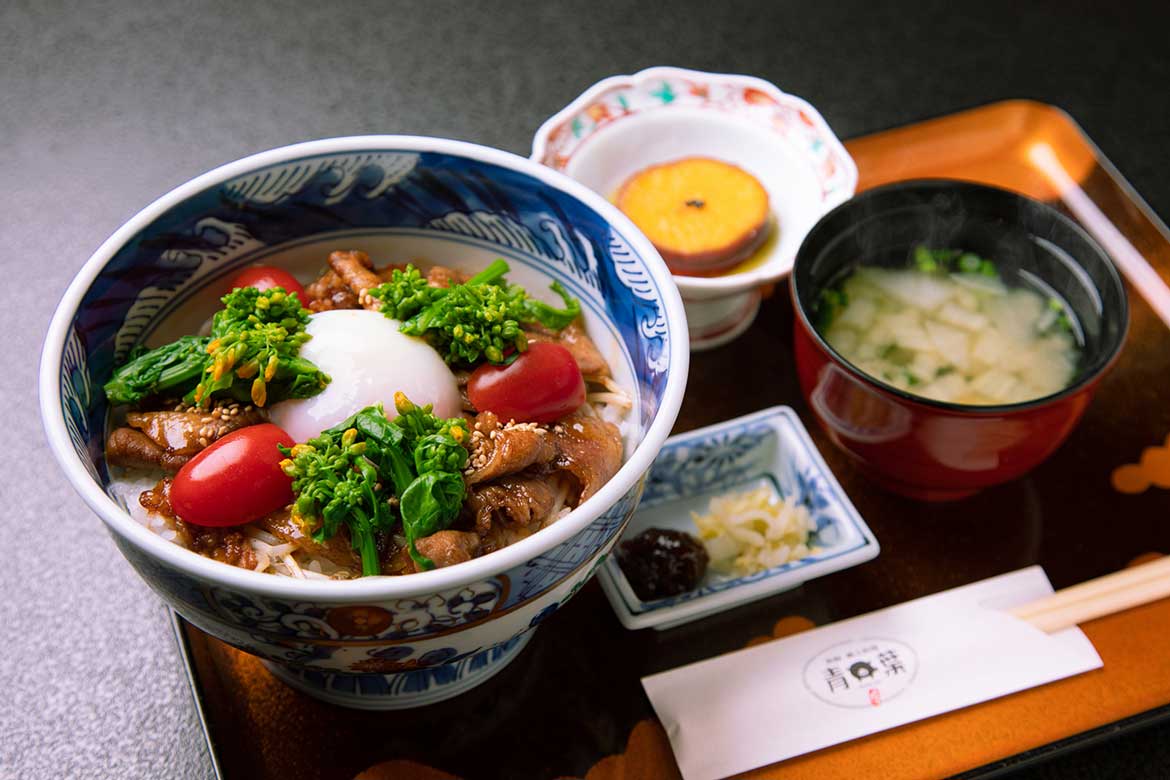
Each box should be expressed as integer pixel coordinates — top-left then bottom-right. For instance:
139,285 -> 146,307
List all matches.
598,406 -> 879,630
40,136 -> 688,709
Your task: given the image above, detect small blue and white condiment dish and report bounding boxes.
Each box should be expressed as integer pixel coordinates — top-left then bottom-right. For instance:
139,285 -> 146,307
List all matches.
597,406 -> 879,630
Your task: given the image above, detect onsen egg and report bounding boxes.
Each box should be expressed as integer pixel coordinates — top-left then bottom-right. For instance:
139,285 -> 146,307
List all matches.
269,309 -> 462,442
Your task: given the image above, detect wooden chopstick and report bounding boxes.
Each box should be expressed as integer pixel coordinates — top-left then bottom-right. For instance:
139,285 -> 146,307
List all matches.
1010,556 -> 1170,633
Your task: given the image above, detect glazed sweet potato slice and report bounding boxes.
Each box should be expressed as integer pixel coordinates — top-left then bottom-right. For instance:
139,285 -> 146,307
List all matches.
616,156 -> 771,274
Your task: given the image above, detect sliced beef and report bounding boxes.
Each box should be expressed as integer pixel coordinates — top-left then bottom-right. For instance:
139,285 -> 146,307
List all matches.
187,527 -> 258,570
467,475 -> 561,536
108,427 -> 190,472
413,530 -> 482,568
256,510 -> 363,571
127,405 -> 261,454
326,249 -> 384,310
139,478 -> 257,569
139,477 -> 178,519
464,411 -> 557,485
305,269 -> 359,312
462,409 -> 622,534
425,264 -> 470,289
526,319 -> 610,378
551,412 -> 623,503
108,403 -> 262,473
305,258 -> 409,313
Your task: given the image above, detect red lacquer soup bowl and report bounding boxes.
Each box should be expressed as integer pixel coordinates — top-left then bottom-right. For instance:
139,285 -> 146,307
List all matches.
791,180 -> 1129,500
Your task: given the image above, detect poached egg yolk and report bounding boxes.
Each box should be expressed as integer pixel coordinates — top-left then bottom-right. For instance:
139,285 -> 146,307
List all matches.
269,309 -> 462,442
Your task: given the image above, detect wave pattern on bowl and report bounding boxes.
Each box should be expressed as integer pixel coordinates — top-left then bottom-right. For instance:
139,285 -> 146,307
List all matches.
44,138 -> 687,707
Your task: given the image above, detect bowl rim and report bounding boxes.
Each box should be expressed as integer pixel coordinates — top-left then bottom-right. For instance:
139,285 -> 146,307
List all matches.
791,178 -> 1130,415
530,65 -> 858,296
39,134 -> 690,603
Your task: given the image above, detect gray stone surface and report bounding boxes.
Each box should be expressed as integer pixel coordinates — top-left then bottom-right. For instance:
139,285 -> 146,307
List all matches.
4,0 -> 1169,777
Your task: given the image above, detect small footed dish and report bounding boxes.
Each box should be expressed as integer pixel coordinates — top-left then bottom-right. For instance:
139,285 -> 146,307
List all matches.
532,66 -> 857,350
596,406 -> 879,630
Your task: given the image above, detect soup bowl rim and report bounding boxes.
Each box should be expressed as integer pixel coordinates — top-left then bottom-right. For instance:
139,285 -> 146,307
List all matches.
791,178 -> 1129,416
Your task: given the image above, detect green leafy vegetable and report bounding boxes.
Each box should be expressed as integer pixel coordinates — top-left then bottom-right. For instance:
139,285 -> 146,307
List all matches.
372,264 -> 441,321
389,393 -> 470,567
368,259 -> 581,365
103,335 -> 211,405
103,286 -> 330,408
816,287 -> 849,331
195,287 -> 329,407
279,396 -> 470,575
1038,297 -> 1076,336
399,471 -> 466,560
912,245 -> 996,277
958,253 -> 982,273
280,426 -> 392,576
913,245 -> 942,273
878,344 -> 914,366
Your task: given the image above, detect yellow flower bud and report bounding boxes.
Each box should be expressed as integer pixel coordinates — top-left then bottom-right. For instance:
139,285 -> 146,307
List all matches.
211,356 -> 229,381
251,377 -> 267,406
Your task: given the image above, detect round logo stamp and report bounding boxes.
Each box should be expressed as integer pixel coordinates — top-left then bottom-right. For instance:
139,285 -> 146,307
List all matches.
802,637 -> 918,708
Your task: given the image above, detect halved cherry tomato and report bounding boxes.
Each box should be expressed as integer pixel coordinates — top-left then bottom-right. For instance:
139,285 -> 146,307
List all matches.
171,423 -> 295,527
467,342 -> 585,424
224,265 -> 306,301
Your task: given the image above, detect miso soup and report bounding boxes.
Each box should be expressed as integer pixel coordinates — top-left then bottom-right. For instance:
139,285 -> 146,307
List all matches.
818,248 -> 1080,406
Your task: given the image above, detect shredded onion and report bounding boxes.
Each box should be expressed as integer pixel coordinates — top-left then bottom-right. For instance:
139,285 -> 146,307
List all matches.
692,486 -> 816,576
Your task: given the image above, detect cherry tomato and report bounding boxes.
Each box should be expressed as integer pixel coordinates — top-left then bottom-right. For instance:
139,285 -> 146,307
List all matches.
467,342 -> 585,424
224,265 -> 306,301
171,423 -> 295,527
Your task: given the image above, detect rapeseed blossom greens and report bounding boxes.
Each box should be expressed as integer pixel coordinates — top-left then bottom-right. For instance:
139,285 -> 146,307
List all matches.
368,259 -> 581,365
